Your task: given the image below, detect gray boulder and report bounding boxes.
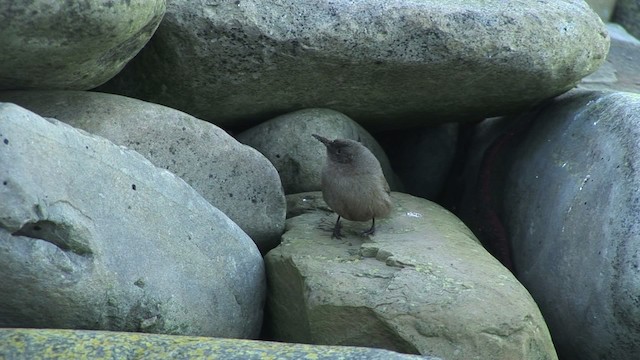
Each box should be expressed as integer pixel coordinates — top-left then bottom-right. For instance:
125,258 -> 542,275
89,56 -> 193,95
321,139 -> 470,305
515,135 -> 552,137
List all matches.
579,23 -> 640,94
265,191 -> 557,360
236,108 -> 401,194
98,0 -> 608,129
613,0 -> 640,39
0,328 -> 438,360
0,0 -> 165,90
496,91 -> 640,360
0,90 -> 285,252
0,103 -> 265,338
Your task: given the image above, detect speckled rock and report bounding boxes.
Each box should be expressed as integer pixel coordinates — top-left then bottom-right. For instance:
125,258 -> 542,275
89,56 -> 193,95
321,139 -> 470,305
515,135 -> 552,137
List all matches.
0,90 -> 285,252
265,192 -> 557,360
613,0 -> 640,39
0,103 -> 265,337
0,1 -> 166,90
98,0 -> 608,129
236,108 -> 401,194
579,23 -> 640,94
0,328 -> 437,360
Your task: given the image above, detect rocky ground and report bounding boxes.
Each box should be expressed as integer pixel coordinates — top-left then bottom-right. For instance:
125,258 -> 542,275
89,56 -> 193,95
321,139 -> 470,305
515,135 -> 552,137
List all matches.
1,1 -> 638,359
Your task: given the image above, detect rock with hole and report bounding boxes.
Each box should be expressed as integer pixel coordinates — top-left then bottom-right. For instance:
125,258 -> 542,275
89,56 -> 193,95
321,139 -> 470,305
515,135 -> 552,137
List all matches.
0,103 -> 265,338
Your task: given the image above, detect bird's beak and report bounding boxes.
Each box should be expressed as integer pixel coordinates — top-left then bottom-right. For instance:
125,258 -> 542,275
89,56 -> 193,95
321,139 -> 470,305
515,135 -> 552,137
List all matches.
312,134 -> 331,147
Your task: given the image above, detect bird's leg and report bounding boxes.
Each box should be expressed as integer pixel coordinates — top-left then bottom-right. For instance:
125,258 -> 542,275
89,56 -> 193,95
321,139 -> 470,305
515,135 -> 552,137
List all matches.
331,215 -> 343,239
362,218 -> 376,237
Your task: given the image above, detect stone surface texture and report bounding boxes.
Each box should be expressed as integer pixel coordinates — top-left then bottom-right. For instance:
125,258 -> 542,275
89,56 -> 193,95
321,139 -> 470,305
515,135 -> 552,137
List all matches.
0,103 -> 265,338
613,0 -> 640,39
498,91 -> 640,360
237,108 -> 401,194
0,0 -> 166,90
265,191 -> 557,360
579,23 -> 640,94
0,328 -> 439,360
98,0 -> 609,129
0,90 -> 286,252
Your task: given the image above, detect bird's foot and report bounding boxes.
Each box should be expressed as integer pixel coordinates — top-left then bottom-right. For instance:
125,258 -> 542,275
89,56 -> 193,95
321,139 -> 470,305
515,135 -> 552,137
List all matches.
361,227 -> 376,237
331,222 -> 343,239
361,218 -> 376,237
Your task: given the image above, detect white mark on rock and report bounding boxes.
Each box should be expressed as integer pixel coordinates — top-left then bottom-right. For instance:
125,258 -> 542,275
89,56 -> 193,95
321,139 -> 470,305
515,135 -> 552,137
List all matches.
579,175 -> 591,191
406,212 -> 422,218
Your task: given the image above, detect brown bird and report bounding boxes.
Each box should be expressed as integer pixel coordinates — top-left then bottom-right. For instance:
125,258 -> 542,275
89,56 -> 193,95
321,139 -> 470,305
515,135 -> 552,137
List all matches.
313,134 -> 392,239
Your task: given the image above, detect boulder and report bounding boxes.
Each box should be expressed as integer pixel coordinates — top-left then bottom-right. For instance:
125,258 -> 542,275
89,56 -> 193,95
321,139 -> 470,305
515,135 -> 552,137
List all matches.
0,103 -> 265,338
613,0 -> 640,39
0,90 -> 286,252
0,328 -> 438,360
237,108 -> 401,194
495,91 -> 640,360
264,191 -> 557,360
579,23 -> 640,94
0,0 -> 165,90
98,0 -> 608,129
453,90 -> 640,359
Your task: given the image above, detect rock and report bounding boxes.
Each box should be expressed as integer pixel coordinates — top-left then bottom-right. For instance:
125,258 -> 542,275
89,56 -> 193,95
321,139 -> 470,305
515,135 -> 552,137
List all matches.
264,191 -> 557,360
236,108 -> 401,194
484,91 -> 640,360
0,328 -> 437,360
97,0 -> 608,129
613,0 -> 640,39
379,124 -> 458,200
454,91 -> 640,359
0,90 -> 285,252
585,0 -> 617,20
0,1 -> 165,90
579,23 -> 640,94
0,103 -> 265,338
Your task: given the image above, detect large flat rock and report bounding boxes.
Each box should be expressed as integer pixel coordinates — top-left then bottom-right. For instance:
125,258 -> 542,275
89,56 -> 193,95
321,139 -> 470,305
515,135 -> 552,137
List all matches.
265,192 -> 557,360
0,103 -> 265,337
0,1 -> 165,90
98,0 -> 609,129
0,90 -> 286,252
0,328 -> 437,360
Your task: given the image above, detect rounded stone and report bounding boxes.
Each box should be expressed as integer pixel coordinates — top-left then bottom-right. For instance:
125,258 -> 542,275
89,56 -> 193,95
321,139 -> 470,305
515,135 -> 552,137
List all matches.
0,0 -> 166,90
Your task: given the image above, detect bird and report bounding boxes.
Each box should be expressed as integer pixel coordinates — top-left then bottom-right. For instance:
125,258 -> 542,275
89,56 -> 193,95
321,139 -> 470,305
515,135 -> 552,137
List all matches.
312,134 -> 392,239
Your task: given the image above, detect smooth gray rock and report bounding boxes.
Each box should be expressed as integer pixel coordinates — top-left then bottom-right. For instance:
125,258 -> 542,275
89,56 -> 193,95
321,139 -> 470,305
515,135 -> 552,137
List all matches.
0,103 -> 265,338
265,192 -> 557,360
579,23 -> 640,94
98,0 -> 608,129
379,124 -> 458,200
0,328 -> 439,360
585,0 -> 617,20
0,1 -> 165,90
236,108 -> 401,194
0,90 -> 285,252
496,91 -> 640,360
613,0 -> 640,39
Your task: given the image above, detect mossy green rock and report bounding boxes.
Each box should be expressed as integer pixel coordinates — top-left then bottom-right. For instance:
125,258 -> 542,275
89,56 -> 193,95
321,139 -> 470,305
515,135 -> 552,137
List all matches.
0,328 -> 433,360
265,192 -> 557,360
0,0 -> 166,90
